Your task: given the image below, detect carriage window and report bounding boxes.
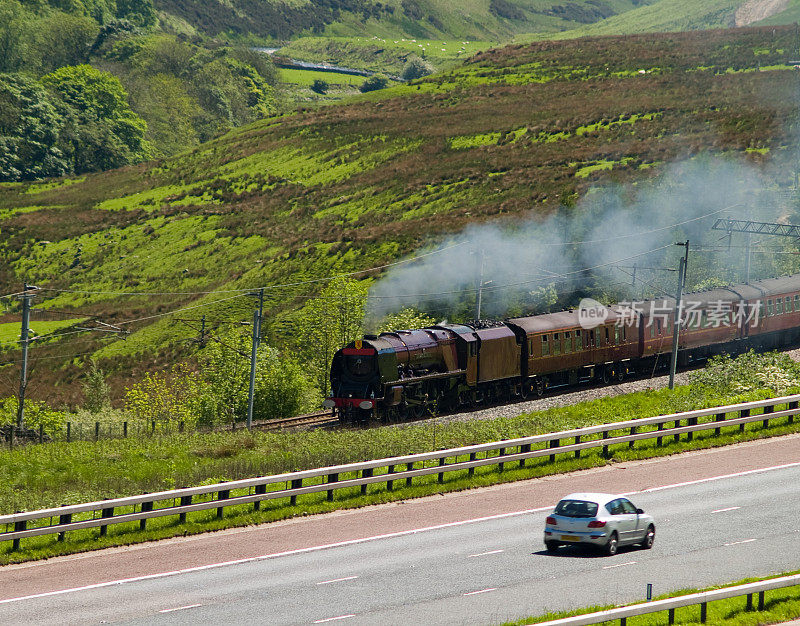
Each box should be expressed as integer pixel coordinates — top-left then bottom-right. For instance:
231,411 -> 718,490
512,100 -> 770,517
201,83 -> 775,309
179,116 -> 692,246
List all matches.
528,339 -> 534,354
786,297 -> 792,312
575,329 -> 582,351
614,327 -> 620,344
564,331 -> 572,353
795,295 -> 800,312
777,299 -> 783,315
622,326 -> 627,341
553,333 -> 561,355
541,335 -> 549,356
604,327 -> 610,344
767,299 -> 773,316
650,322 -> 655,339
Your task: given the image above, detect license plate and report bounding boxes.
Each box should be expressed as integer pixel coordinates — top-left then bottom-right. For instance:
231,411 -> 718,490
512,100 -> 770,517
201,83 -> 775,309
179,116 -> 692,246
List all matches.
560,535 -> 580,542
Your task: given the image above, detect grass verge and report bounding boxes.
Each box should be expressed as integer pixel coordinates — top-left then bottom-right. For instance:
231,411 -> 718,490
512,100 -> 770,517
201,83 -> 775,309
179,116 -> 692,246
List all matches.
504,570 -> 800,625
2,383 -> 799,565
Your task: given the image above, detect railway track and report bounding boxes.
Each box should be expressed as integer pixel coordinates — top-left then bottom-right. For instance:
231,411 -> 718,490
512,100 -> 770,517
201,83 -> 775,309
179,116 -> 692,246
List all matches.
253,410 -> 338,432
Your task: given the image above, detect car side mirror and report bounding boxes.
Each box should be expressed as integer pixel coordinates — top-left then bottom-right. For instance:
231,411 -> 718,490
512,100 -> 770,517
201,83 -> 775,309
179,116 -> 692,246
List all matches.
636,508 -> 644,514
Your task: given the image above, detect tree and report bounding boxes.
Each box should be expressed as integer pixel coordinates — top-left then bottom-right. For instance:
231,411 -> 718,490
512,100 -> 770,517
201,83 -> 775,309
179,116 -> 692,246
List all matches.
375,307 -> 435,333
36,12 -> 98,72
401,55 -> 434,81
359,74 -> 389,93
311,78 -> 329,95
300,276 -> 369,396
0,0 -> 31,73
124,363 -> 208,429
41,64 -> 152,172
115,0 -> 157,28
0,73 -> 69,181
81,359 -> 110,413
198,335 -> 321,425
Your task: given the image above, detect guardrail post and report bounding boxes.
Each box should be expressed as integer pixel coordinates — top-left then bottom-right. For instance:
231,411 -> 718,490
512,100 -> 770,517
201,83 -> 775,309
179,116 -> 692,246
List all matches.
361,468 -> 373,495
438,457 -> 446,482
179,496 -> 192,523
603,431 -> 610,456
406,462 -> 414,487
151,420 -> 156,435
254,484 -> 266,510
668,608 -> 675,624
289,479 -> 302,506
674,420 -> 681,443
629,426 -> 637,448
574,436 -> 581,459
715,412 -> 725,435
66,421 -> 71,442
8,425 -> 13,450
498,448 -> 505,472
12,520 -> 25,551
95,421 -> 100,441
758,590 -> 765,611
549,438 -> 559,462
58,511 -> 71,542
740,409 -> 749,433
140,501 -> 153,530
687,418 -> 697,441
217,490 -> 229,518
762,405 -> 773,429
520,444 -> 530,467
387,466 -> 395,491
38,425 -> 43,444
99,507 -> 114,537
327,473 -> 339,501
620,618 -> 626,626
790,401 -> 798,424
656,423 -> 663,447
746,593 -> 753,611
123,421 -> 128,438
700,601 -> 707,623
468,453 -> 476,477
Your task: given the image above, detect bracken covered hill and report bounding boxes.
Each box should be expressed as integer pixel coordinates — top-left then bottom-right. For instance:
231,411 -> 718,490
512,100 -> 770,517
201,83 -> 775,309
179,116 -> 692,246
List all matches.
0,25 -> 798,403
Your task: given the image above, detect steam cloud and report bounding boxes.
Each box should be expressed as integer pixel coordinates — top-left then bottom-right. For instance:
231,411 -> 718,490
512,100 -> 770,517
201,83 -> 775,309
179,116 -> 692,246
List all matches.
367,157 -> 786,321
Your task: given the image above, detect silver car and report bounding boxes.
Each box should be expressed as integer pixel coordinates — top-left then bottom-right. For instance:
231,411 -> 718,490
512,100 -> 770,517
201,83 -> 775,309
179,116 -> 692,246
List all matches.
543,492 -> 655,556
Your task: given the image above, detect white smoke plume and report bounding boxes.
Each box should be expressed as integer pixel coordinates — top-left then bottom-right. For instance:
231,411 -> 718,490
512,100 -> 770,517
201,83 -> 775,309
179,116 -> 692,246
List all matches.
367,156 -> 787,321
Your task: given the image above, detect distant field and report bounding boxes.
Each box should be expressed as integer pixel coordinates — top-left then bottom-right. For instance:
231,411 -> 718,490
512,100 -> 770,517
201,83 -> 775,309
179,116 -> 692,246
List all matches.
0,319 -> 88,347
278,36 -> 496,76
278,67 -> 368,88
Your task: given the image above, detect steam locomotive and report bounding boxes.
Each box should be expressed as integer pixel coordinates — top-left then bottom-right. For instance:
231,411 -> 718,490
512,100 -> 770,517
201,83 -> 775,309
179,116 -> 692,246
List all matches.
324,273 -> 800,423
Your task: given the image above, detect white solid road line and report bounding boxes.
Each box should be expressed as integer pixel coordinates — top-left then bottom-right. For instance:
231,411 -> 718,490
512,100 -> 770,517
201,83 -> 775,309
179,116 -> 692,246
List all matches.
158,604 -> 202,613
712,507 -> 741,513
724,539 -> 757,546
468,549 -> 504,558
316,576 -> 359,585
3,459 -> 800,606
463,588 -> 497,596
602,561 -> 636,570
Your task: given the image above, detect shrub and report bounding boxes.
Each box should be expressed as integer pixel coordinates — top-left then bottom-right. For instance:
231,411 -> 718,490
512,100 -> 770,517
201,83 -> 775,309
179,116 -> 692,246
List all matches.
311,79 -> 329,94
401,55 -> 434,81
359,74 -> 389,93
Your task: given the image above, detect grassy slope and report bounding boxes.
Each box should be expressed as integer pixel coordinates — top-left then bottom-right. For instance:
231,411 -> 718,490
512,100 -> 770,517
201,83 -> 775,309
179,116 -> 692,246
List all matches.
1,26 -> 799,403
153,0 -> 659,42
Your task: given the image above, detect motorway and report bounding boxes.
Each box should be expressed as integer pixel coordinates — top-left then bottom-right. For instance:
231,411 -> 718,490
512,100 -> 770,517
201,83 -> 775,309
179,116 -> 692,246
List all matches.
1,435 -> 799,625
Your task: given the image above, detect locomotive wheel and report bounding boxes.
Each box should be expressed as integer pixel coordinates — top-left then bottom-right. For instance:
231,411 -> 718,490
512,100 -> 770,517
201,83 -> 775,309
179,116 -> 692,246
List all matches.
535,378 -> 545,396
520,382 -> 529,400
410,404 -> 425,419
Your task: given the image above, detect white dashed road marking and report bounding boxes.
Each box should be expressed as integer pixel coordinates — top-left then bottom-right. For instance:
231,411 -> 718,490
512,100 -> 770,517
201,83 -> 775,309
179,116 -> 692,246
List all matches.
468,549 -> 504,558
463,588 -> 497,596
602,561 -> 636,570
313,615 -> 355,623
158,604 -> 202,613
712,507 -> 741,513
316,576 -> 358,585
724,539 -> 756,547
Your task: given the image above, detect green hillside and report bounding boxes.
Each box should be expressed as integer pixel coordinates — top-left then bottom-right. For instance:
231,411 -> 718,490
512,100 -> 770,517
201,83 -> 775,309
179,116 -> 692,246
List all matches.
151,0 -> 660,41
1,26 -> 799,405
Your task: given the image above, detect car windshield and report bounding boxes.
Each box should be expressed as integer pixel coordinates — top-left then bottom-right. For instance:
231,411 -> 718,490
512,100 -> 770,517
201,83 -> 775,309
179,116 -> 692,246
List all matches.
554,499 -> 599,518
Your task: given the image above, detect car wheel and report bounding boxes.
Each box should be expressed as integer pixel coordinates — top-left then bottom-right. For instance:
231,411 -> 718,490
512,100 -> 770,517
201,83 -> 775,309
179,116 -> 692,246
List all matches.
545,541 -> 559,553
604,532 -> 618,556
640,525 -> 655,549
